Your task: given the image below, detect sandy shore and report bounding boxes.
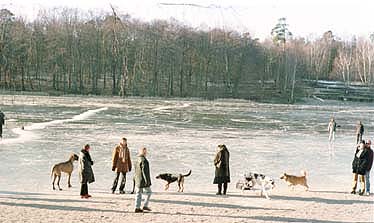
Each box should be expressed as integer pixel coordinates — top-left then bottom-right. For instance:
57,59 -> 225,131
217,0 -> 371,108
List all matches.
0,188 -> 372,223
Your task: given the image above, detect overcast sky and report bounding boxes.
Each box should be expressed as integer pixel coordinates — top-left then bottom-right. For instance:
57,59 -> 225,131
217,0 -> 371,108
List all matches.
1,0 -> 373,40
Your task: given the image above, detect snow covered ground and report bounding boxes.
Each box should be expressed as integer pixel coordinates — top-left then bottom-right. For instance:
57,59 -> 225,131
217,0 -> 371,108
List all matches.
0,94 -> 373,194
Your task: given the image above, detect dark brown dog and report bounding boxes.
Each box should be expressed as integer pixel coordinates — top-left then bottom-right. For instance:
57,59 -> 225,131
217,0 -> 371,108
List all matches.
156,170 -> 192,192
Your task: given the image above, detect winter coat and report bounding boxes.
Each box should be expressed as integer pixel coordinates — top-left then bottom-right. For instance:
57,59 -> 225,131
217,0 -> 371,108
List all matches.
328,121 -> 336,132
213,146 -> 230,184
356,124 -> 364,135
0,111 -> 4,125
352,148 -> 369,175
367,148 -> 373,171
112,145 -> 132,173
134,155 -> 151,188
79,150 -> 95,184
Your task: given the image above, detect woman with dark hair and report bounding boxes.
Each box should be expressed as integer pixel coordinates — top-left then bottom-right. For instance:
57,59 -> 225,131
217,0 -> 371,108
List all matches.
213,144 -> 230,195
79,144 -> 95,198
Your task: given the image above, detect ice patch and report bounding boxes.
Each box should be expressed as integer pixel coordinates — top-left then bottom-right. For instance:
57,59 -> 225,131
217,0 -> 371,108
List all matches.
0,107 -> 108,145
231,119 -> 251,123
152,103 -> 190,111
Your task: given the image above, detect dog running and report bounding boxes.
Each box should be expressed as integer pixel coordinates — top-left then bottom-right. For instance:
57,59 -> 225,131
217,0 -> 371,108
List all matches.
280,170 -> 309,191
156,170 -> 192,192
51,153 -> 79,190
236,172 -> 275,199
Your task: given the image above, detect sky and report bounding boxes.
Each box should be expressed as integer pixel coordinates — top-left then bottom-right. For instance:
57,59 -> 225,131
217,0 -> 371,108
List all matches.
1,0 -> 373,40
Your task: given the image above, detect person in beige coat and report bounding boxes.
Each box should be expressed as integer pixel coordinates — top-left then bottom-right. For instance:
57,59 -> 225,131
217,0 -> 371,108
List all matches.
111,137 -> 132,194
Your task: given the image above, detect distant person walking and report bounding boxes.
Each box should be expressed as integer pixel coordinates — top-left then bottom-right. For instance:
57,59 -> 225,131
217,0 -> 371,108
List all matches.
356,121 -> 364,144
213,144 -> 230,195
134,147 -> 152,213
0,110 -> 5,139
111,137 -> 132,194
365,140 -> 373,196
328,118 -> 337,142
351,141 -> 369,195
79,144 -> 95,199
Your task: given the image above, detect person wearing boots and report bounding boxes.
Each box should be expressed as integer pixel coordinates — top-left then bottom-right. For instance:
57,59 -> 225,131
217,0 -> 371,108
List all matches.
111,137 -> 132,194
79,144 -> 95,199
213,144 -> 230,195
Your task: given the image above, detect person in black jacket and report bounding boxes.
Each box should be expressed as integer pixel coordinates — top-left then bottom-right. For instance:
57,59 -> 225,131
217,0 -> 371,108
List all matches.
0,111 -> 5,139
356,121 -> 364,144
213,144 -> 230,195
79,144 -> 95,199
351,141 -> 369,195
365,140 -> 373,195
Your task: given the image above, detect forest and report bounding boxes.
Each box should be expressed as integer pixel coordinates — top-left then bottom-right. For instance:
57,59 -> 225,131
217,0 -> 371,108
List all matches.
1,7 -> 374,101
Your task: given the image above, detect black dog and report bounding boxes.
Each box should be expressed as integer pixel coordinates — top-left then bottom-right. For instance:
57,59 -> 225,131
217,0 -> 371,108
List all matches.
156,170 -> 192,192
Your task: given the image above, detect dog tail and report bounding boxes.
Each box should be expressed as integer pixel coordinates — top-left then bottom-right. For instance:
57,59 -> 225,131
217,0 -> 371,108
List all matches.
183,170 -> 192,177
51,165 -> 55,178
301,170 -> 307,176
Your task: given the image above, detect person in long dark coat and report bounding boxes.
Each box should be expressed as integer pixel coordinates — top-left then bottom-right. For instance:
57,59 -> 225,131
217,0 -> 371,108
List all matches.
351,141 -> 369,195
356,121 -> 364,144
79,144 -> 95,198
0,111 -> 5,139
213,144 -> 230,195
365,140 -> 373,195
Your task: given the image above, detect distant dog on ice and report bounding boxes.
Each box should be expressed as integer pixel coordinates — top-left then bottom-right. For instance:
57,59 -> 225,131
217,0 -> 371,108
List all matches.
156,170 -> 192,192
280,170 -> 309,191
236,172 -> 275,199
51,153 -> 79,190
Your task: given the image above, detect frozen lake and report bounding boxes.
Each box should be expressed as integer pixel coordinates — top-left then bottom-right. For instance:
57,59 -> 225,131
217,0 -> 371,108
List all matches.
0,94 -> 373,193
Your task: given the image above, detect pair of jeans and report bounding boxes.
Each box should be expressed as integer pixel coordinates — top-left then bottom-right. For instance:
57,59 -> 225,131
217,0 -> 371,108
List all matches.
80,183 -> 88,196
112,172 -> 127,192
365,170 -> 371,193
134,187 -> 152,209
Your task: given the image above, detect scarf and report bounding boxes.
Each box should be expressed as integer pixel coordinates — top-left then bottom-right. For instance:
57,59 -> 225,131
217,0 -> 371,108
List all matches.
119,145 -> 127,163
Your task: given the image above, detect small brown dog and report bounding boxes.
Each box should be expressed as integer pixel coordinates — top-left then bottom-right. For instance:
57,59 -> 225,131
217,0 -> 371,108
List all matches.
280,170 -> 309,191
51,153 -> 79,190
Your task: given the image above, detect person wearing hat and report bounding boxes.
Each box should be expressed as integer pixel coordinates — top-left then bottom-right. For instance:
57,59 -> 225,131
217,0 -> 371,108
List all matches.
79,144 -> 95,198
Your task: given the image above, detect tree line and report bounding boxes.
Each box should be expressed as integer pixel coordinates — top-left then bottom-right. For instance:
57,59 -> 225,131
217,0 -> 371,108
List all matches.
1,8 -> 374,101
